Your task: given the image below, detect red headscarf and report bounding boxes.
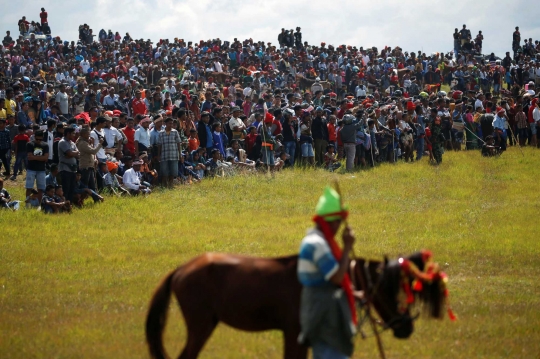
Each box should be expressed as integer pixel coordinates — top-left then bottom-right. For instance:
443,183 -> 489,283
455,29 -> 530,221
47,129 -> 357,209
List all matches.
312,213 -> 357,326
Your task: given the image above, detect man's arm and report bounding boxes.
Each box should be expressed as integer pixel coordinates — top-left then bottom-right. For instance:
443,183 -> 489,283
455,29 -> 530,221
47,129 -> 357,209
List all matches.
134,129 -> 140,157
60,141 -> 80,158
27,144 -> 49,162
329,225 -> 355,285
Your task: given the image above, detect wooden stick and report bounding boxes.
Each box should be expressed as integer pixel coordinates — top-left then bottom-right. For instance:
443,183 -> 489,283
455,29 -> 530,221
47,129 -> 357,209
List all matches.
334,179 -> 386,359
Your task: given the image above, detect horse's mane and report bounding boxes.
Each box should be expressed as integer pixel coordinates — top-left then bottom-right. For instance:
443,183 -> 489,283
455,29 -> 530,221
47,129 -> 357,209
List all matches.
385,252 -> 445,319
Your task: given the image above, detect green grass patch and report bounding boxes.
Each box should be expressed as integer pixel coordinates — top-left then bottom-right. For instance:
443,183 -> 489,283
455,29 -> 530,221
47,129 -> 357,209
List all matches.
1,147 -> 540,358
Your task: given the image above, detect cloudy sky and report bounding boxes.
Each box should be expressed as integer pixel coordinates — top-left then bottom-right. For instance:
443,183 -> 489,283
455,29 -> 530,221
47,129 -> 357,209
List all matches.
2,0 -> 538,56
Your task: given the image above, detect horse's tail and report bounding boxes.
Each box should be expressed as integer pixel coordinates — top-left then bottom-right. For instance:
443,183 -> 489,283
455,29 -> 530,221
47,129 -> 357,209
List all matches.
145,269 -> 177,359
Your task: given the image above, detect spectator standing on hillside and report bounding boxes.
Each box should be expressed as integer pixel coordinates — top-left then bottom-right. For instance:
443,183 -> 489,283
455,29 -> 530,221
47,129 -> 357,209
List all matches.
513,27 -> 521,58
0,118 -> 12,177
40,8 -> 48,25
25,130 -> 49,203
58,127 -> 80,203
158,117 -> 182,188
77,128 -> 103,193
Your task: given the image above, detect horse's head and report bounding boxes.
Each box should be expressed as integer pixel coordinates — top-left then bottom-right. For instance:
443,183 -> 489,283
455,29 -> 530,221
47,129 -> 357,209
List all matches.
354,251 -> 447,339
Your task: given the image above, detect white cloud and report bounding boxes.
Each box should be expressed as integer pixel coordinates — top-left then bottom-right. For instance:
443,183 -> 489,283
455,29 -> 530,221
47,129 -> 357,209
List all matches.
1,0 -> 538,56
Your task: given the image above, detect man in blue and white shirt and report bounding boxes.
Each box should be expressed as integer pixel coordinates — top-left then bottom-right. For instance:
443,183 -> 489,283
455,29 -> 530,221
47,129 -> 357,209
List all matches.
297,186 -> 357,359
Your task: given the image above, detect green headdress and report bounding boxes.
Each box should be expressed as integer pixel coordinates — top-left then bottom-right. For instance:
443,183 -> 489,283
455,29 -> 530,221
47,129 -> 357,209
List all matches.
315,186 -> 349,222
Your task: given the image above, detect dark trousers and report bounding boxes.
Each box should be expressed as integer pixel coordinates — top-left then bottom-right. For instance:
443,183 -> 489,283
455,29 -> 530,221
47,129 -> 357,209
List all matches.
313,139 -> 328,166
60,171 -> 77,202
0,149 -> 10,175
13,152 -> 28,175
80,167 -> 97,192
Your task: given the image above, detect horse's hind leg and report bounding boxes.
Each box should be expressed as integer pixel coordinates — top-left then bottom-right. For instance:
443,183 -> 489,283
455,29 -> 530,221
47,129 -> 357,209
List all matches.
178,312 -> 218,359
283,332 -> 308,359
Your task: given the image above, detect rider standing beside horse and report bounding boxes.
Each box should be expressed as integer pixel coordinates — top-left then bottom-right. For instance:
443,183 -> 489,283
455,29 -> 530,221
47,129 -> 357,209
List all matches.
297,186 -> 358,359
145,185 -> 452,359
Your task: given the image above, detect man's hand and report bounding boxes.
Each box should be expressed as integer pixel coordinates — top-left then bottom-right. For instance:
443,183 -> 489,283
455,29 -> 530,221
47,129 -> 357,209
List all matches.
342,225 -> 356,249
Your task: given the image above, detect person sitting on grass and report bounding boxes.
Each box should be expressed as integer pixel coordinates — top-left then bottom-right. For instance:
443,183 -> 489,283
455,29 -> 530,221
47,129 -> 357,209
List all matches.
73,171 -> 105,206
0,178 -> 20,210
123,159 -> 151,195
226,139 -> 255,169
481,135 -> 501,157
186,149 -> 206,179
54,185 -> 72,213
102,161 -> 129,196
139,152 -> 158,186
45,164 -> 59,187
41,184 -> 66,214
177,152 -> 200,184
324,144 -> 341,172
25,188 -> 40,209
205,149 -> 222,177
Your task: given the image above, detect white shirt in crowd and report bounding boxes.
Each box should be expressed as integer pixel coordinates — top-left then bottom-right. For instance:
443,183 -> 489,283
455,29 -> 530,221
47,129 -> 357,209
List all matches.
228,116 -> 244,131
103,126 -> 123,149
80,59 -> 90,73
474,98 -> 484,111
134,127 -> 151,148
55,91 -> 69,114
90,128 -> 107,160
46,130 -> 54,160
103,94 -> 119,107
123,168 -> 141,190
533,107 -> 540,123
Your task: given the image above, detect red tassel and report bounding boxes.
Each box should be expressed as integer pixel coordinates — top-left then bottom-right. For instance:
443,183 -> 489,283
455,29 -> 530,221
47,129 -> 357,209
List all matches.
412,280 -> 423,292
447,308 -> 457,321
312,216 -> 357,326
403,283 -> 415,304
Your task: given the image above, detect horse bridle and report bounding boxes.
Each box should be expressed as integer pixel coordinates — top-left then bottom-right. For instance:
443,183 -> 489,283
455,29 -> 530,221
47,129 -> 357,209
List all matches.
350,259 -> 420,359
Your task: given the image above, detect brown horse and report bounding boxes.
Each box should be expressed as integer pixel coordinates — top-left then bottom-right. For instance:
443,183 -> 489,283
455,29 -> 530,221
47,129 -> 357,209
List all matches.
146,252 -> 445,359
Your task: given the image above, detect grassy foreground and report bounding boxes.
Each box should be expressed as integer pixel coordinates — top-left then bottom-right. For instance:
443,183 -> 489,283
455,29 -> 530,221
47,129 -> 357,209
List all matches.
1,147 -> 539,359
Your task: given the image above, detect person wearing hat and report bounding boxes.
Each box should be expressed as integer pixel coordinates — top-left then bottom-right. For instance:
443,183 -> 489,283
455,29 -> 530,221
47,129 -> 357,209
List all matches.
76,127 -> 103,194
102,161 -> 129,196
298,186 -> 357,359
229,107 -> 247,139
428,108 -> 444,165
260,112 -> 277,169
135,116 -> 151,158
492,107 -> 507,151
132,89 -> 147,117
122,159 -> 150,195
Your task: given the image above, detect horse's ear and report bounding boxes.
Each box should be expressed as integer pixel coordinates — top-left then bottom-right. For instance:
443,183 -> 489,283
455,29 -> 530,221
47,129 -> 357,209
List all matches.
384,255 -> 389,266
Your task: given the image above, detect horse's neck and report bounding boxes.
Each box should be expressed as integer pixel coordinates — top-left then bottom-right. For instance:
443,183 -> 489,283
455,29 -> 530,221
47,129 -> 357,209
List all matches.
352,257 -> 381,291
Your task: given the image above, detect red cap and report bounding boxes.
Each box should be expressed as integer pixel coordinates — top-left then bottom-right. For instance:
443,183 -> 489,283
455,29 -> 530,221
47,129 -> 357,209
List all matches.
264,112 -> 274,124
407,101 -> 416,111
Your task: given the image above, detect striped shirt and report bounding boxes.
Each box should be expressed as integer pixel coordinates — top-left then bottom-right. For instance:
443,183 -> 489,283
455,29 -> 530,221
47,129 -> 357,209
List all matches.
297,228 -> 338,287
515,111 -> 528,129
158,129 -> 181,161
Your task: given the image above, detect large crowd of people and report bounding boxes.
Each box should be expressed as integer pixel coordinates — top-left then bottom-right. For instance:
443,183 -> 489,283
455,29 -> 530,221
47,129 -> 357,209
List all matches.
1,8 -> 540,212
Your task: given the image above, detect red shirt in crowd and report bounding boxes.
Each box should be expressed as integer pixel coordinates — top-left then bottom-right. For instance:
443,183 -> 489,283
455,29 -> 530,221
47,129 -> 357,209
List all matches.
327,122 -> 336,141
40,11 -> 48,24
122,127 -> 136,154
132,98 -> 147,117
